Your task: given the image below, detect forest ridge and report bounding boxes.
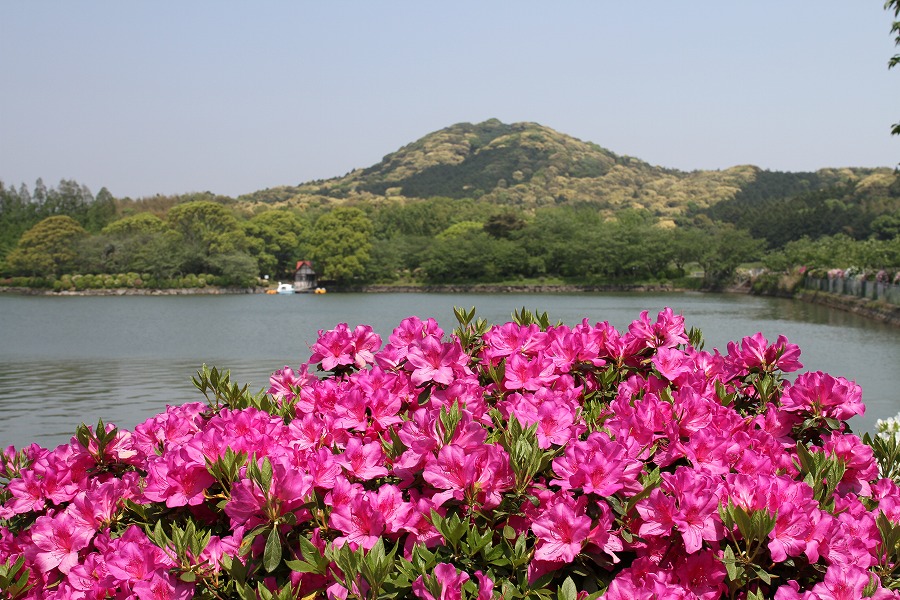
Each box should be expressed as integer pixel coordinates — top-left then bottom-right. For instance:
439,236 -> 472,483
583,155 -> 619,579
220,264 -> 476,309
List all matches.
239,119 -> 894,221
2,119 -> 899,290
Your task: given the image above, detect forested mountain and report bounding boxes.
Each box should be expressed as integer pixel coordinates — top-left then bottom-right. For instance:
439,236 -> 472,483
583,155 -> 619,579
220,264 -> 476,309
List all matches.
239,119 -> 893,221
3,120 -> 899,290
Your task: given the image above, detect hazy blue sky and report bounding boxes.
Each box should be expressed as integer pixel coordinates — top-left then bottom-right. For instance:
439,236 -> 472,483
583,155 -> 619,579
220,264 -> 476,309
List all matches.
2,2 -> 898,199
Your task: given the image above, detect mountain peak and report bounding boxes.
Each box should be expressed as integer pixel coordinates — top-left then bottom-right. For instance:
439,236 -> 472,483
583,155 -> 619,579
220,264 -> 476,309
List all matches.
341,119 -> 630,200
242,120 -> 889,216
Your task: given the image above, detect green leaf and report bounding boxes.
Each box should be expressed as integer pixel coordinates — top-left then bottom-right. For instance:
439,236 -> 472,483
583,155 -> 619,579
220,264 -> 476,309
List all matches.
259,457 -> 274,491
285,559 -> 321,574
722,545 -> 740,582
625,467 -> 660,515
263,527 -> 282,573
754,565 -> 772,585
731,504 -> 754,541
558,576 -> 578,600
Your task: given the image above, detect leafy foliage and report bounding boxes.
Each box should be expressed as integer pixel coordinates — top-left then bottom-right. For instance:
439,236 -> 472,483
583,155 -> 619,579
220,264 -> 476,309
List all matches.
3,121 -> 898,288
5,216 -> 89,276
307,207 -> 374,283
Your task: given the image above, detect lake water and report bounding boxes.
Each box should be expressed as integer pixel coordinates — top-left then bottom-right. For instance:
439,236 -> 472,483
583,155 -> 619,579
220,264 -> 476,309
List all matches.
1,292 -> 897,449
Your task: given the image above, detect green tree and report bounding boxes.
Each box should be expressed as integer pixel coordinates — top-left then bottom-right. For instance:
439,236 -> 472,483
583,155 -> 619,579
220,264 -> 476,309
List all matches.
366,235 -> 431,282
5,216 -> 88,275
166,201 -> 249,274
103,212 -> 168,237
871,211 -> 900,240
669,227 -> 708,276
436,221 -> 484,241
0,182 -> 34,266
242,209 -> 306,278
208,252 -> 260,286
83,187 -> 117,233
307,207 -> 374,283
518,207 -> 600,278
373,197 -> 489,239
421,229 -> 531,283
483,212 -> 526,239
93,213 -> 180,277
695,224 -> 764,289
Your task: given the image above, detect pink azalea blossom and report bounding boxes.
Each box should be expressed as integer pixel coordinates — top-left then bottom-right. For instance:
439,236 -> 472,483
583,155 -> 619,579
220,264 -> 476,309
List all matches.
810,564 -> 871,600
329,491 -> 386,550
267,364 -> 315,402
781,371 -> 865,421
652,346 -> 693,382
482,322 -> 546,362
131,570 -> 194,600
661,467 -> 724,554
405,336 -> 470,387
626,307 -> 688,351
309,323 -> 356,371
531,494 -> 592,564
30,512 -> 96,574
726,332 -> 803,375
412,562 -> 470,600
5,469 -> 46,515
503,352 -> 558,391
551,431 -> 640,496
423,443 -> 513,509
335,437 -> 389,480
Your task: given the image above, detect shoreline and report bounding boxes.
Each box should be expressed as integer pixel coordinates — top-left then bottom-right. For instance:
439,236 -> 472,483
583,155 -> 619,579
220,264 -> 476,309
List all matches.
3,283 -> 898,328
0,282 -> 695,296
794,289 -> 900,327
0,286 -> 265,296
351,283 -> 687,294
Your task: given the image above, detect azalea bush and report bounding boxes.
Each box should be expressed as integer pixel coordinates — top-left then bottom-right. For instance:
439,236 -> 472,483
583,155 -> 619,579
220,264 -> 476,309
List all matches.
3,306 -> 900,599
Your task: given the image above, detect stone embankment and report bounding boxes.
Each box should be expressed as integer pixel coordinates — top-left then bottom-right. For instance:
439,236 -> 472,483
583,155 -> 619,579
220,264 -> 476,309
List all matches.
795,289 -> 900,327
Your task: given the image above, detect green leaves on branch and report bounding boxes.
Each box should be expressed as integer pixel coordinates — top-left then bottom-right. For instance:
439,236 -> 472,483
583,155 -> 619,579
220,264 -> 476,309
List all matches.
793,443 -> 847,511
453,306 -> 489,354
513,307 -> 555,330
192,364 -> 275,416
321,539 -> 401,599
147,519 -> 212,577
494,413 -> 559,495
0,556 -> 32,600
206,447 -> 249,499
864,431 -> 900,483
438,401 -> 464,445
719,501 -> 778,594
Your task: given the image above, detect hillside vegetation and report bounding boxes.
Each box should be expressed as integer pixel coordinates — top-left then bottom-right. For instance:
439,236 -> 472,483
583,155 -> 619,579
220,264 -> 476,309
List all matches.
239,119 -> 891,219
3,120 -> 900,290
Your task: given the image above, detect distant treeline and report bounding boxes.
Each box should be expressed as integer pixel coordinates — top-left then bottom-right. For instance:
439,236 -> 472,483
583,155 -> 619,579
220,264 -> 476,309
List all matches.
696,170 -> 900,246
2,175 -> 900,290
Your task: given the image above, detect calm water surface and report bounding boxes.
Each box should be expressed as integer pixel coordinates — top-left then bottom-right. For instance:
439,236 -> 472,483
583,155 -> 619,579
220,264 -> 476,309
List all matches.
1,292 -> 897,449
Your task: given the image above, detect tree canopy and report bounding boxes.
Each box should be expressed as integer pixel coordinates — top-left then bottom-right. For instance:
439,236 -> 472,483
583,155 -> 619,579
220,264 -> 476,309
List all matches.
307,207 -> 373,284
6,216 -> 89,276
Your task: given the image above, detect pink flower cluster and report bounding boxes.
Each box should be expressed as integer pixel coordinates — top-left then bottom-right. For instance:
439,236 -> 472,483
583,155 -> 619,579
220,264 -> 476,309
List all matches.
1,308 -> 897,599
